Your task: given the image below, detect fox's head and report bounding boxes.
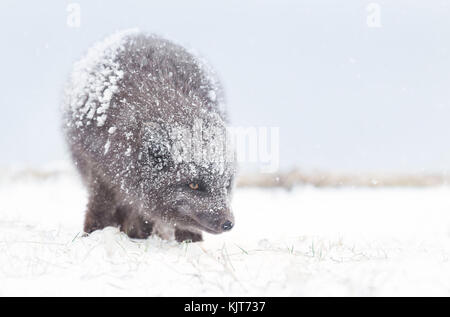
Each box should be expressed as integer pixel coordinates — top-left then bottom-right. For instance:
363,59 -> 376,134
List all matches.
138,120 -> 236,235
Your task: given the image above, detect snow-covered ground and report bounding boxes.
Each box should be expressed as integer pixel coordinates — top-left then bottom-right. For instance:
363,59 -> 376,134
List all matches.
0,166 -> 449,296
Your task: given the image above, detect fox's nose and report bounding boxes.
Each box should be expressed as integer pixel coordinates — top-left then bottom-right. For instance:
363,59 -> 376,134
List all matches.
222,220 -> 234,231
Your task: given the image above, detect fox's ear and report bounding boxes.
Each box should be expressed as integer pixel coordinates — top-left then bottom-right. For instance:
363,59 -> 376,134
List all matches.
141,122 -> 174,171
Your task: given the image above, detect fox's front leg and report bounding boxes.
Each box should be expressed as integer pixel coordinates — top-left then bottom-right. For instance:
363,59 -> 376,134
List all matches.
118,208 -> 154,239
174,228 -> 203,242
84,178 -> 118,234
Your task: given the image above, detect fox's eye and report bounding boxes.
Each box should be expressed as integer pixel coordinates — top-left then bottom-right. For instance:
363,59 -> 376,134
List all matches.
189,183 -> 199,190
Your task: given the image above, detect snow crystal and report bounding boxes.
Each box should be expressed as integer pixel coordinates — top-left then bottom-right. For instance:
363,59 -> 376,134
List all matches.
108,127 -> 117,134
104,139 -> 111,154
208,90 -> 216,102
124,132 -> 133,140
96,114 -> 107,127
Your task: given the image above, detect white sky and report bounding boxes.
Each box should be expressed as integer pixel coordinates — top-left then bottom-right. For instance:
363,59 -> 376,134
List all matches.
0,0 -> 449,173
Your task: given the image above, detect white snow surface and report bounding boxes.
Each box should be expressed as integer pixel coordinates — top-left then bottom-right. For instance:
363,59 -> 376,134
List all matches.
0,166 -> 449,296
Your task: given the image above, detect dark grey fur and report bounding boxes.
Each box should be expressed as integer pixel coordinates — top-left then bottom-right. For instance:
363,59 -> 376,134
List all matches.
63,31 -> 235,242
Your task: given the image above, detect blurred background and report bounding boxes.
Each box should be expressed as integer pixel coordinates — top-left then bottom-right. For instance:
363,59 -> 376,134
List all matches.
1,0 -> 449,174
